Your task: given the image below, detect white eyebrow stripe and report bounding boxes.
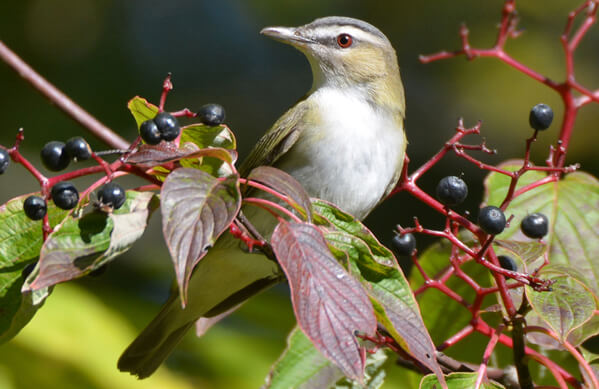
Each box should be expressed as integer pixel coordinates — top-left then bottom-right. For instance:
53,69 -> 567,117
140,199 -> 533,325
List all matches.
311,25 -> 386,46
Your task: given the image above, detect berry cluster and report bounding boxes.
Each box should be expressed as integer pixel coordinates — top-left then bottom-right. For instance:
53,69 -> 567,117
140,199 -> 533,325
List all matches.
140,112 -> 181,145
23,181 -> 126,221
394,103 -> 554,279
139,104 -> 225,145
41,137 -> 92,171
15,97 -> 228,227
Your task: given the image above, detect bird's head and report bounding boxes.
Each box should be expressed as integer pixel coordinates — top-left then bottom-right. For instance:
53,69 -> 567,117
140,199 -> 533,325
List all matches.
261,16 -> 404,113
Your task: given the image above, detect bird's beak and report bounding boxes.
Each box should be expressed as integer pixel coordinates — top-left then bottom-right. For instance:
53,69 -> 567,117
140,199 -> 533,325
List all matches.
260,26 -> 314,47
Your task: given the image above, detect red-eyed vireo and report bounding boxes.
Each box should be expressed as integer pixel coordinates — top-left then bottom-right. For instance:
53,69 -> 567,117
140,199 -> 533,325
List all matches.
118,16 -> 406,378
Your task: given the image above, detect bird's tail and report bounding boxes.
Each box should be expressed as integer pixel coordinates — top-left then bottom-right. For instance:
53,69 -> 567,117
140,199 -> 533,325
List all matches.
118,243 -> 281,378
117,293 -> 194,378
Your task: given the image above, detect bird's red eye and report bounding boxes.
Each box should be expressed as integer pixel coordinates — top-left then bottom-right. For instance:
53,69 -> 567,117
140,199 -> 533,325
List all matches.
336,33 -> 353,48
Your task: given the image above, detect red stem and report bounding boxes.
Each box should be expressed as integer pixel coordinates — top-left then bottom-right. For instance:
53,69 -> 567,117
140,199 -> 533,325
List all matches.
243,197 -> 302,223
475,324 -> 503,389
526,326 -> 598,389
159,74 -> 173,112
474,320 -> 578,388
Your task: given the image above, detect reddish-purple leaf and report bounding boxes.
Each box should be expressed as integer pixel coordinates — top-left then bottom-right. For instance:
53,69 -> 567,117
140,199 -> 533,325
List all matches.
126,143 -> 235,168
161,168 -> 241,305
271,221 -> 377,382
247,166 -> 312,221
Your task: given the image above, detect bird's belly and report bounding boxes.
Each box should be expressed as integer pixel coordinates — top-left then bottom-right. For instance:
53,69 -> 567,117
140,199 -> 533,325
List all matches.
276,110 -> 404,220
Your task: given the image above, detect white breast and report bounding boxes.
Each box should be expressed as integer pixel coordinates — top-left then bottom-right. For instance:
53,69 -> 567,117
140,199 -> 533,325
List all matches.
276,87 -> 405,220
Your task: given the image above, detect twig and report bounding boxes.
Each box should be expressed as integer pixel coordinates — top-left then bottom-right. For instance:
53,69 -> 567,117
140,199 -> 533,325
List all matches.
0,40 -> 129,150
512,315 -> 533,389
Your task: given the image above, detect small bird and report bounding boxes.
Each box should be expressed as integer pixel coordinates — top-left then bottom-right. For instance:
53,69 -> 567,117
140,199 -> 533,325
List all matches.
118,16 -> 406,378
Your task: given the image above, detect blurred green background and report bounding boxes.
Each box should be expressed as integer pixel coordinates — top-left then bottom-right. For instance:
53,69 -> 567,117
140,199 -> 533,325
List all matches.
1,1 -> 598,388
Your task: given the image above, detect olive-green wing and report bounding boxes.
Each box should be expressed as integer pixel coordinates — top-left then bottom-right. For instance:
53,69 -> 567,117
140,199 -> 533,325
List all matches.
378,116 -> 406,205
238,99 -> 311,177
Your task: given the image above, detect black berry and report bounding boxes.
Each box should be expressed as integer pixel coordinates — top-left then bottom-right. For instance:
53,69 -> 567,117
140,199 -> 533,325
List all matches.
41,141 -> 70,171
391,233 -> 416,256
529,103 -> 553,131
65,137 -> 92,161
23,195 -> 47,220
98,182 -> 126,210
498,255 -> 518,272
154,112 -> 180,141
521,212 -> 549,239
140,119 -> 162,145
51,181 -> 79,210
197,104 -> 226,126
436,176 -> 468,206
0,148 -> 9,174
478,206 -> 506,235
21,262 -> 37,279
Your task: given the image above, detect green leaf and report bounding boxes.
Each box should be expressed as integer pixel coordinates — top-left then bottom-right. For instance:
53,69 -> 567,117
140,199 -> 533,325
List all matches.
334,350 -> 387,389
264,326 -> 388,389
313,200 -> 445,387
493,239 -> 547,267
580,347 -> 599,386
525,265 -> 596,342
265,326 -> 342,389
0,193 -> 69,268
420,372 -> 504,389
128,96 -> 159,129
484,161 -> 599,343
0,265 -> 49,344
313,200 -> 395,268
161,168 -> 241,304
180,123 -> 236,150
25,191 -> 157,291
0,193 -> 69,343
97,192 -> 159,263
179,123 -> 237,177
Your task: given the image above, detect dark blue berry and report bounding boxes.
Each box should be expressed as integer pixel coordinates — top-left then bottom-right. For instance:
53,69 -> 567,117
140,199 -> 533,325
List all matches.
140,119 -> 162,145
197,104 -> 226,126
154,112 -> 180,141
436,176 -> 468,206
478,206 -> 506,235
521,213 -> 549,239
98,182 -> 126,210
24,195 -> 47,220
41,141 -> 70,171
65,137 -> 92,161
391,233 -> 416,256
529,104 -> 553,131
51,181 -> 79,210
498,255 -> 518,272
0,148 -> 9,174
